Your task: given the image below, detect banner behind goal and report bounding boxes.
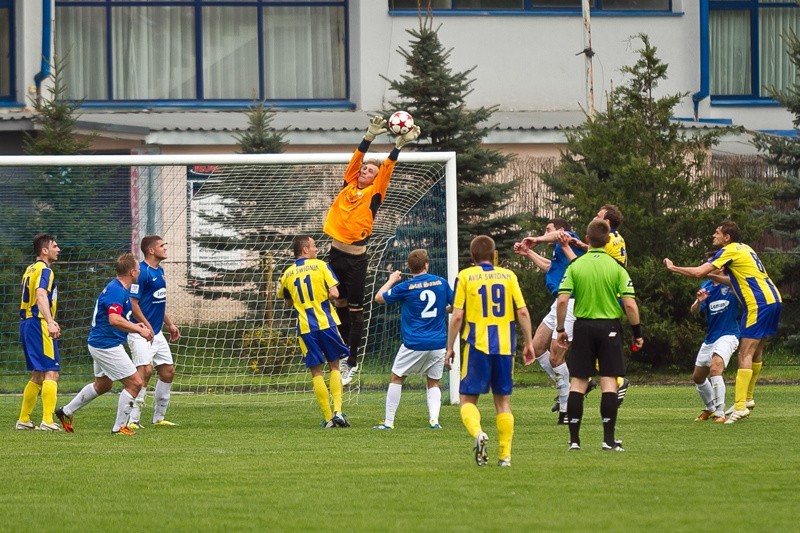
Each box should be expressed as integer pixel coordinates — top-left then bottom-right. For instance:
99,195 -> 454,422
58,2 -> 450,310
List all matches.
0,153 -> 457,405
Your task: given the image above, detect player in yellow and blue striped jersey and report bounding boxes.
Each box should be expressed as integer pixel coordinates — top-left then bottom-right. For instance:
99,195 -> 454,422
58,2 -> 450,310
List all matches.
446,236 -> 534,467
664,220 -> 781,424
279,235 -> 350,428
16,234 -> 63,431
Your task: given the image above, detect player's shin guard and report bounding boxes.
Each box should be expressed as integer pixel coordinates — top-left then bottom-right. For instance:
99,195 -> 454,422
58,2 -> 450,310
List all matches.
567,391 -> 584,446
19,381 -> 42,423
113,390 -> 136,432
64,382 -> 100,415
426,386 -> 441,425
696,378 -> 715,411
710,375 -> 726,415
460,402 -> 482,439
600,392 -> 619,447
329,369 -> 343,414
41,379 -> 58,425
553,363 -> 570,411
129,387 -> 147,423
734,369 -> 753,410
536,350 -> 557,382
347,310 -> 364,367
312,375 -> 333,422
385,382 -> 402,426
496,413 -> 514,460
747,361 -> 762,401
153,380 -> 172,423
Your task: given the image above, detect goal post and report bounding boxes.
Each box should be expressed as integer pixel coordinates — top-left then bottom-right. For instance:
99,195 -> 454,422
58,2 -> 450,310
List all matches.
0,152 -> 459,405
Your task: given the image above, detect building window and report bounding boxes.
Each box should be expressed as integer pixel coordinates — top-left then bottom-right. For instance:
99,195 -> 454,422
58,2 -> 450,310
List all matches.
55,1 -> 347,103
0,0 -> 14,100
710,1 -> 800,99
388,0 -> 671,11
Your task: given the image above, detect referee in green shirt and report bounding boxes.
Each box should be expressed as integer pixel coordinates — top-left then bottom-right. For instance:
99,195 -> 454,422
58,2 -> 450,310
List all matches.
555,219 -> 644,452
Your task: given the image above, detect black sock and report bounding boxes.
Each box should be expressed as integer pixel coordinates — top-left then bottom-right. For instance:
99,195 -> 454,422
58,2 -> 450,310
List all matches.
567,391 -> 584,445
336,306 -> 350,350
601,391 -> 619,445
347,310 -> 364,367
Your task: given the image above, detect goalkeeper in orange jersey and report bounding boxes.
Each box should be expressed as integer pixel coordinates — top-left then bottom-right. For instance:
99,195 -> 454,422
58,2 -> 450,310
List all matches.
323,116 -> 421,386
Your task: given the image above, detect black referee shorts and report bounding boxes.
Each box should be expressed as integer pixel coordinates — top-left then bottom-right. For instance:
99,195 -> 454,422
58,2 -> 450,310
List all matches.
328,246 -> 368,308
568,318 -> 626,378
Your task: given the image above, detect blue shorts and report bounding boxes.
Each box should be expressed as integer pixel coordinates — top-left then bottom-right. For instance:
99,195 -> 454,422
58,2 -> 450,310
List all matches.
459,344 -> 513,396
20,318 -> 60,372
740,301 -> 781,339
300,328 -> 350,368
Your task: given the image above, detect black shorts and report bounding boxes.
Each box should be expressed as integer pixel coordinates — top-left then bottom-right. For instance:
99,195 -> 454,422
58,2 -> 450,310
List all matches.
568,318 -> 626,378
328,246 -> 368,308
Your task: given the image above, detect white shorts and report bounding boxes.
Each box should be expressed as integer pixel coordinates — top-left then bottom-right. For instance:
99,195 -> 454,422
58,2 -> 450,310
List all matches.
391,345 -> 445,380
127,331 -> 174,368
541,298 -> 576,341
88,344 -> 137,382
695,335 -> 739,368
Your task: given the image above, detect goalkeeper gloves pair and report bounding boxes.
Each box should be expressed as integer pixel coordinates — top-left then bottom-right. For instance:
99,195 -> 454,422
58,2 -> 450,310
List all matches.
363,116 -> 421,148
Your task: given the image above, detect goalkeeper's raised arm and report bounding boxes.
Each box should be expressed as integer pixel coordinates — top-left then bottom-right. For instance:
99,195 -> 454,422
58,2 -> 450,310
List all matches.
322,117 -> 422,385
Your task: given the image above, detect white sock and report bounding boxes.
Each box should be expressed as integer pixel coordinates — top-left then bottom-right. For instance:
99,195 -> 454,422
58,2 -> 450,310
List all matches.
709,375 -> 726,416
553,363 -> 570,411
64,383 -> 100,416
128,386 -> 147,423
113,390 -> 136,432
537,350 -> 557,382
152,380 -> 172,423
427,386 -> 441,425
385,382 -> 402,426
696,378 -> 715,411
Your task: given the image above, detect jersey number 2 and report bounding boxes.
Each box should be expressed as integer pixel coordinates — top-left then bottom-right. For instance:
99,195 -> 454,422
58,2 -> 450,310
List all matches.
420,289 -> 437,318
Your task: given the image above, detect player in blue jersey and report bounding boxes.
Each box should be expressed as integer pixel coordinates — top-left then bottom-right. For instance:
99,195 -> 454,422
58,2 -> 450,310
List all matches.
446,236 -> 534,467
279,235 -> 350,428
56,253 -> 152,435
16,234 -> 63,431
373,249 -> 454,430
664,220 -> 781,424
689,261 -> 740,423
516,218 -> 585,424
126,235 -> 181,429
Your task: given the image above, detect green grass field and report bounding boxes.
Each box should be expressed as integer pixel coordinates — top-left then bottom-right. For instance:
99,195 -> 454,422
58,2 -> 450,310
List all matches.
3,385 -> 799,532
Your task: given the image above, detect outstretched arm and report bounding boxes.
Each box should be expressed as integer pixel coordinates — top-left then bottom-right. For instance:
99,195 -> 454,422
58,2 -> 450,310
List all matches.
374,271 -> 402,304
663,258 -> 716,278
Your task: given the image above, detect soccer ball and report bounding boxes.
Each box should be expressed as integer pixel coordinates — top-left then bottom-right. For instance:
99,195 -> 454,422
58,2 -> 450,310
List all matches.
388,111 -> 414,135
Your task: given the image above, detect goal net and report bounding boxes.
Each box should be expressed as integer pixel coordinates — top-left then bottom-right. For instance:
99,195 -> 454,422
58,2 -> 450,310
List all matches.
0,152 -> 457,406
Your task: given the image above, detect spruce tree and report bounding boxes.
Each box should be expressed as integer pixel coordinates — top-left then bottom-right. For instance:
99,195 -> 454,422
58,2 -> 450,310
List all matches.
385,16 -> 523,260
538,34 -> 769,367
234,98 -> 287,154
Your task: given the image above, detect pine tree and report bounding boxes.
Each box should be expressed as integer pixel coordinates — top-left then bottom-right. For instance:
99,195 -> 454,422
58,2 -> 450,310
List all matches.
385,16 -> 523,260
234,98 -> 287,154
537,34 -> 769,368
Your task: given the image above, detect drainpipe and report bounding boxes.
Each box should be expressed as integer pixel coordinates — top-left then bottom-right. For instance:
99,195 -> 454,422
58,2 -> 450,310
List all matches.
33,0 -> 53,103
692,0 -> 710,121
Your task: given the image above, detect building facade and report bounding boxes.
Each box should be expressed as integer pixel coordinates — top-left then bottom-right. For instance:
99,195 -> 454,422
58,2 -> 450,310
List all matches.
0,0 -> 796,154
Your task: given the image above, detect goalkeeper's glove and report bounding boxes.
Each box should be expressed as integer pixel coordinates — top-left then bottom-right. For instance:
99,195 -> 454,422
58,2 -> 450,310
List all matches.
395,125 -> 421,149
364,116 -> 388,142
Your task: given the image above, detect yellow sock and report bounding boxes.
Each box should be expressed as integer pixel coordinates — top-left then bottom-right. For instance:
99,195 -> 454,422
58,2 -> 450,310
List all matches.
617,376 -> 624,387
329,369 -> 343,414
312,375 -> 332,422
734,369 -> 753,411
747,362 -> 762,402
19,381 -> 42,423
41,380 -> 57,425
496,413 -> 514,461
460,402 -> 482,439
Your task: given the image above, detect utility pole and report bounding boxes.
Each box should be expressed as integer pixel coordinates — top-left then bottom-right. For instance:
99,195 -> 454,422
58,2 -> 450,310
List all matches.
581,0 -> 595,118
